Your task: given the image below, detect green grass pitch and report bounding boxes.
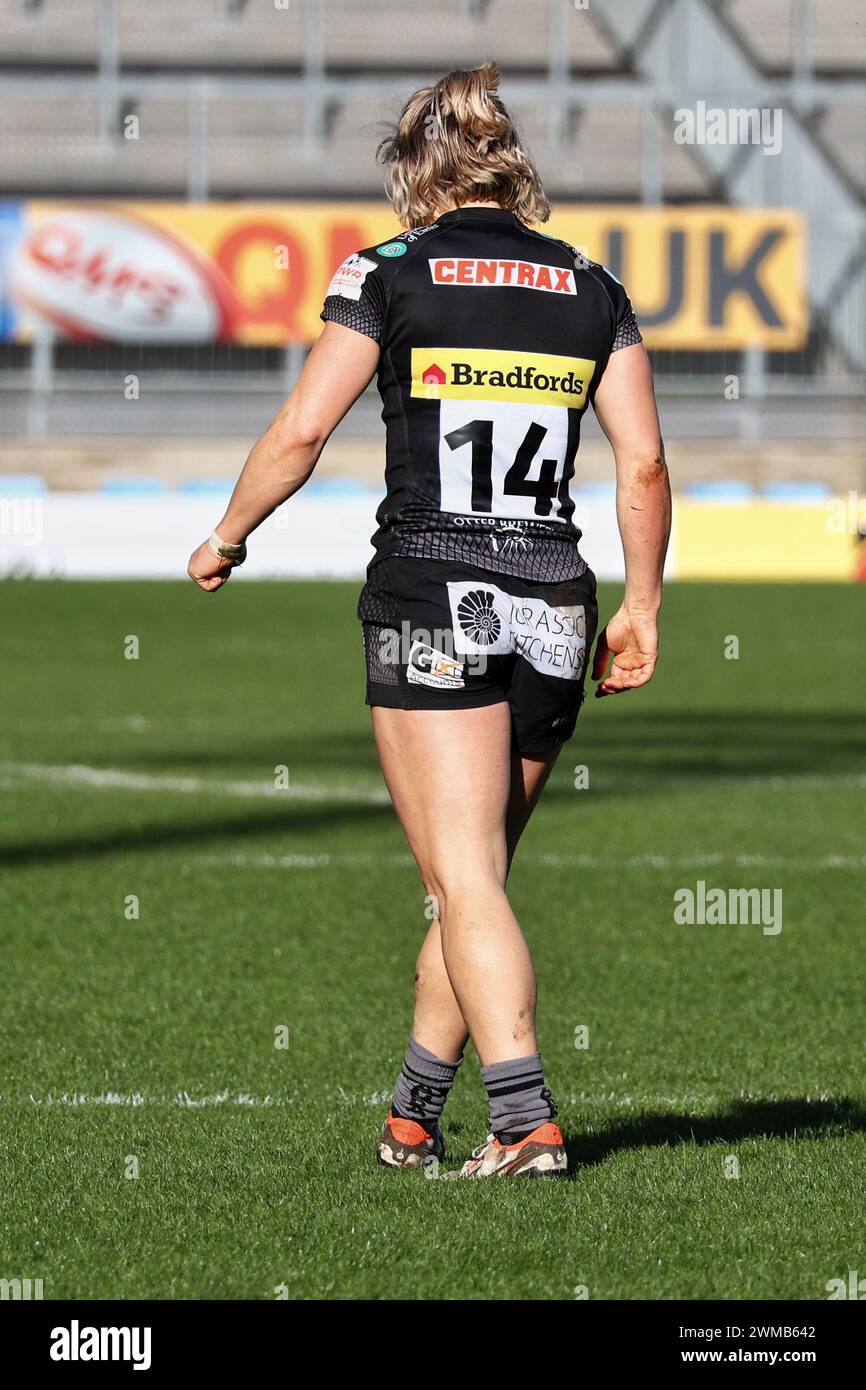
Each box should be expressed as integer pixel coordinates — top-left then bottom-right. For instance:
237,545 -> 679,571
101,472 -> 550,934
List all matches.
0,576 -> 863,1301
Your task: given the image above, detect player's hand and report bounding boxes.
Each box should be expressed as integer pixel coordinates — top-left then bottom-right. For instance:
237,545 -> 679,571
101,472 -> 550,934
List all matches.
187,540 -> 233,591
592,606 -> 659,697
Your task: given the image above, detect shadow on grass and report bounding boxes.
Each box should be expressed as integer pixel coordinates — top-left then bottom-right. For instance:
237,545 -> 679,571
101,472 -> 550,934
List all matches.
568,709 -> 866,786
129,728 -> 380,774
564,1096 -> 866,1176
123,709 -> 865,783
0,800 -> 396,869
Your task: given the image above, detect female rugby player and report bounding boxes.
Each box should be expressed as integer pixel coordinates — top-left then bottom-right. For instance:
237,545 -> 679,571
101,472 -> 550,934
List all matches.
188,62 -> 670,1178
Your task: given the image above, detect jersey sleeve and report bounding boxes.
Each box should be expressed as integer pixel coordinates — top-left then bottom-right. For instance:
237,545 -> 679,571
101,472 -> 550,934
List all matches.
610,290 -> 641,351
591,262 -> 642,352
320,251 -> 386,343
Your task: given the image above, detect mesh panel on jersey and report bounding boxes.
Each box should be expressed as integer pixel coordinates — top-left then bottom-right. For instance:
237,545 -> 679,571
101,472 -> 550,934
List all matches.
612,308 -> 642,351
320,294 -> 382,342
394,523 -> 588,584
363,624 -> 401,686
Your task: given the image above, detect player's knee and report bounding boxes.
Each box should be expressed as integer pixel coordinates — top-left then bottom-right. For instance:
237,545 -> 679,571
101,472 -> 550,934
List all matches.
428,857 -> 504,909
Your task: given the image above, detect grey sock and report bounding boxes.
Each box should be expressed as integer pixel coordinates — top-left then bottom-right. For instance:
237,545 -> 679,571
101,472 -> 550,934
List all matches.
481,1051 -> 557,1144
392,1034 -> 463,1126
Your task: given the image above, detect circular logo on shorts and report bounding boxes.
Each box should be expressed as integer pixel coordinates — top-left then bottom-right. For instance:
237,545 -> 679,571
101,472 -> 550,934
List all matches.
457,590 -> 501,645
376,241 -> 407,257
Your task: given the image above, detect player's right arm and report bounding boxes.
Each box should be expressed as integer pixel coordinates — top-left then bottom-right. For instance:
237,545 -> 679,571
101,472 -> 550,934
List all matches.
590,339 -> 670,697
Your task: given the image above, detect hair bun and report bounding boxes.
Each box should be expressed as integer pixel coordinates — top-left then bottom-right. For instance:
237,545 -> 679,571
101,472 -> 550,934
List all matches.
437,61 -> 506,144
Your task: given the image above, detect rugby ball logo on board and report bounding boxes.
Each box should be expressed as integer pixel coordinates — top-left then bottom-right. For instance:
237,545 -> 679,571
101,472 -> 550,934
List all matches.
8,207 -> 241,342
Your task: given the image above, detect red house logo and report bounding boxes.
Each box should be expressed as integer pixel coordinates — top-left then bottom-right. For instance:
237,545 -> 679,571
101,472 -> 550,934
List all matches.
422,363 -> 446,385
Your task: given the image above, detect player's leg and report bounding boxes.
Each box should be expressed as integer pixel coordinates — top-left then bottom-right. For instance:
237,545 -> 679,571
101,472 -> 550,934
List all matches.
374,701 -> 514,1164
373,702 -> 566,1176
373,701 -> 534,1064
375,723 -> 563,1167
373,915 -> 463,1168
506,746 -> 561,871
386,740 -> 561,1064
456,575 -> 597,1177
411,920 -> 467,1060
370,702 -> 468,1063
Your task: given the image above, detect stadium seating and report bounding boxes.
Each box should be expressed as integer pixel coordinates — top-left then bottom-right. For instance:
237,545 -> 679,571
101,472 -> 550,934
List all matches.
0,95 -> 189,193
761,479 -> 831,500
0,0 -> 618,72
685,480 -> 755,502
0,0 -> 722,201
726,0 -> 866,72
0,91 -> 712,200
100,477 -> 171,495
0,0 -> 860,203
818,105 -> 866,195
0,0 -> 101,65
0,472 -> 46,494
4,0 -> 861,76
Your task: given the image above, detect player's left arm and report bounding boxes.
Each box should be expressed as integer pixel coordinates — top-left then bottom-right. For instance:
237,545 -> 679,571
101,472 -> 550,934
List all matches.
591,340 -> 671,696
187,321 -> 380,591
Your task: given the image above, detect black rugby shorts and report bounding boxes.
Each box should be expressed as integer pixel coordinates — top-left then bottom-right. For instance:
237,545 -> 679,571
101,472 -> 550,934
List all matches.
358,556 -> 599,755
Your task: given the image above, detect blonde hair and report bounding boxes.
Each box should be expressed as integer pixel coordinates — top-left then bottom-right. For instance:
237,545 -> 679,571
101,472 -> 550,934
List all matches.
377,61 -> 551,229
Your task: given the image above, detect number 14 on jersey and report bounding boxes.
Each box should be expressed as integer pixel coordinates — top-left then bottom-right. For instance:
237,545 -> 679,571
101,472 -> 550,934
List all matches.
439,400 -> 575,521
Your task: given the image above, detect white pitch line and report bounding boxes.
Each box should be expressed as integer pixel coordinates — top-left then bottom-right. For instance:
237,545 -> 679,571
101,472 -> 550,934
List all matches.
201,851 -> 415,869
0,760 -> 390,805
199,850 -> 866,872
0,760 -> 863,807
16,1087 -> 835,1112
14,1090 -> 286,1109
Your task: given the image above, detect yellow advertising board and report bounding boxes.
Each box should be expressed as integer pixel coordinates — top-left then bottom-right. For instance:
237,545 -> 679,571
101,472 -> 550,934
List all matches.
550,206 -> 807,351
8,201 -> 806,349
675,503 -> 855,581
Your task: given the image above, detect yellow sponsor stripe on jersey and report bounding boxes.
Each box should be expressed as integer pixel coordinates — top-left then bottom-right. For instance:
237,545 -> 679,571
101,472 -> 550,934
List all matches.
411,347 -> 596,409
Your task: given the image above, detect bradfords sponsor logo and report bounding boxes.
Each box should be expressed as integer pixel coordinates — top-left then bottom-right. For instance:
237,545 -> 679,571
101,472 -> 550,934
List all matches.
411,347 -> 594,409
9,209 -> 240,342
430,258 -> 576,295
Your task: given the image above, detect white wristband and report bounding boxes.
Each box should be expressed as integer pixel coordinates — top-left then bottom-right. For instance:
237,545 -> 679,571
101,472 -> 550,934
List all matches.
207,530 -> 247,566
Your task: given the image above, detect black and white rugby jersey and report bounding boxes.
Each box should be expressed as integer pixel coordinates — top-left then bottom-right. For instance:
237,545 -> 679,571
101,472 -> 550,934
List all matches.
321,206 -> 641,582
